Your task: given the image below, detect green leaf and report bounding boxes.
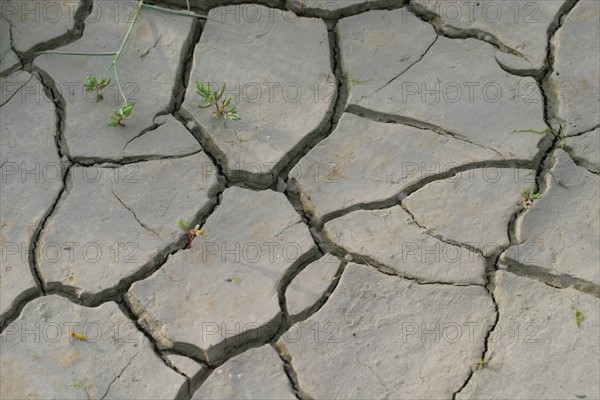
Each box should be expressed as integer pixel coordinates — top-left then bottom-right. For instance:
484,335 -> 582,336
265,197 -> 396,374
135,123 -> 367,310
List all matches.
177,217 -> 188,232
512,128 -> 549,135
195,81 -> 210,97
108,102 -> 134,127
226,111 -> 240,120
216,83 -> 225,101
575,309 -> 584,327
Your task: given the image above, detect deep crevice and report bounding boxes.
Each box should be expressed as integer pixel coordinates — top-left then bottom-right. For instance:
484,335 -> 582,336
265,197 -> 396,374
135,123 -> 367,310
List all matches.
171,14 -> 203,113
452,268 -> 500,398
567,123 -> 600,138
19,63 -> 75,305
399,201 -> 491,259
274,20 -> 347,189
347,105 -> 507,159
540,0 -> 579,133
272,342 -> 314,400
28,65 -> 68,157
407,1 -> 537,74
144,0 -> 287,14
500,259 -> 600,298
160,350 -> 212,399
287,0 -> 408,20
0,289 -> 40,332
276,250 -> 324,324
322,235 -> 483,287
116,300 -> 190,400
286,259 -> 345,326
69,150 -> 203,167
27,163 -> 71,297
506,0 -> 580,248
301,159 -> 534,230
12,0 -> 93,65
0,17 -> 23,77
174,112 -> 230,187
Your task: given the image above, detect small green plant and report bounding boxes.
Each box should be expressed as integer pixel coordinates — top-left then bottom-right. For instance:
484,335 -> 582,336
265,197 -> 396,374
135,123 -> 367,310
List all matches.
232,276 -> 242,285
517,187 -> 541,209
575,309 -> 584,327
195,81 -> 240,120
38,1 -> 237,129
39,0 -> 144,127
83,74 -> 111,101
347,74 -> 371,85
513,128 -> 569,150
109,102 -> 135,126
69,331 -> 87,341
177,217 -> 207,249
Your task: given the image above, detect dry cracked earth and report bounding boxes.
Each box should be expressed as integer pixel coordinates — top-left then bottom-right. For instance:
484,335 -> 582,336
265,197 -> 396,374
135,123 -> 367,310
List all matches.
1,0 -> 599,399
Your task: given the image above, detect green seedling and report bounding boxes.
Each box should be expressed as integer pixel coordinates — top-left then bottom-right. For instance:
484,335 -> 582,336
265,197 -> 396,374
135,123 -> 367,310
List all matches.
513,128 -> 569,150
83,74 -> 111,101
177,217 -> 207,249
232,276 -> 242,285
40,0 -> 143,127
575,309 -> 584,327
37,2 -> 233,129
347,75 -> 371,85
517,187 -> 541,209
195,81 -> 240,120
109,102 -> 135,126
69,332 -> 87,341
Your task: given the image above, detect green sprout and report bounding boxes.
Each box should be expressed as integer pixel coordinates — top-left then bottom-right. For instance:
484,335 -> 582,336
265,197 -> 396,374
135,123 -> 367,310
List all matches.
512,128 -> 570,150
195,81 -> 240,120
475,358 -> 489,369
40,0 -> 143,127
575,309 -> 584,327
38,1 -> 236,130
83,74 -> 111,101
109,102 -> 135,126
517,188 -> 541,209
177,217 -> 207,249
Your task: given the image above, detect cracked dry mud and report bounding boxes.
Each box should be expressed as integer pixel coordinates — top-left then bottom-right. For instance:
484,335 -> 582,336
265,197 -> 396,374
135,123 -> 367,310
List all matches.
0,1 -> 598,399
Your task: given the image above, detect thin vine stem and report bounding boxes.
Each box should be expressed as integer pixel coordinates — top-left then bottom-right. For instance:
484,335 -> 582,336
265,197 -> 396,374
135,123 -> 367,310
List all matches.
113,63 -> 126,104
34,51 -> 118,56
141,3 -> 210,20
105,0 -> 144,104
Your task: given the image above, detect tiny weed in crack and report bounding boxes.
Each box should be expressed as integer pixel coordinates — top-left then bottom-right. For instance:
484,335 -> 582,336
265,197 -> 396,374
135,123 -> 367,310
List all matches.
177,216 -> 207,249
517,187 -> 542,209
195,81 -> 240,120
512,128 -> 570,150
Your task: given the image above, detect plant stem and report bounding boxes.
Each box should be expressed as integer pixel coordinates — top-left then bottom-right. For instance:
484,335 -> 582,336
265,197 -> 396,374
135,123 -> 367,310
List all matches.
114,0 -> 143,67
35,51 -> 118,56
113,63 -> 126,104
141,3 -> 210,20
105,0 -> 144,104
